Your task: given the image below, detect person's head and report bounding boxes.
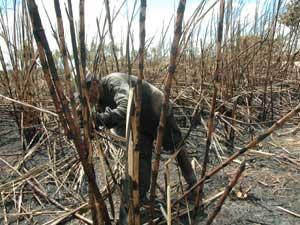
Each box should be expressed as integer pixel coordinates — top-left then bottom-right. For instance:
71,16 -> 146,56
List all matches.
85,73 -> 102,106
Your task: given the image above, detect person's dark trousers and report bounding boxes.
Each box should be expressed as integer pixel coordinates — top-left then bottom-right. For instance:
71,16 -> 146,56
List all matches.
176,149 -> 197,185
138,134 -> 154,201
163,114 -> 197,186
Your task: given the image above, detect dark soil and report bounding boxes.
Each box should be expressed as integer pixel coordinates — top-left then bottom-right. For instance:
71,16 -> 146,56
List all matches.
0,104 -> 299,225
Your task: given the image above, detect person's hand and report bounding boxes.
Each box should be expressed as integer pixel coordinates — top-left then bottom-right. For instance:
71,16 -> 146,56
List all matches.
91,111 -> 108,131
77,108 -> 96,129
76,108 -> 84,128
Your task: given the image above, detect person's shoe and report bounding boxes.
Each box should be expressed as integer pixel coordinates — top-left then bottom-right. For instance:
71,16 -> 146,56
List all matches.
140,194 -> 150,206
181,182 -> 202,203
118,205 -> 128,225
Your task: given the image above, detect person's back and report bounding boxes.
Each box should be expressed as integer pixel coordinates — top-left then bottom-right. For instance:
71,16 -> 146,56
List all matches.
100,72 -> 166,137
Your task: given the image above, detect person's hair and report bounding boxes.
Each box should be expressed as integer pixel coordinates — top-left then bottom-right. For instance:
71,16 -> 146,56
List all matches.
85,73 -> 103,103
86,72 -> 97,89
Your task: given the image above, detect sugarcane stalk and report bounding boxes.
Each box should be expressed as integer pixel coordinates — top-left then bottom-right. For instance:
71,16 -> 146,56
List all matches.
192,87 -> 217,218
173,100 -> 300,207
127,109 -> 139,225
0,94 -> 58,117
125,0 -> 138,75
262,0 -> 282,121
205,161 -> 246,225
26,1 -> 111,224
93,0 -> 127,74
104,0 -> 120,72
193,0 -> 225,219
165,164 -> 171,225
0,46 -> 20,129
26,0 -> 70,136
66,0 -> 81,94
149,0 -> 186,221
0,9 -> 20,97
53,0 -> 78,126
78,1 -> 112,224
228,98 -> 238,149
128,1 -> 147,224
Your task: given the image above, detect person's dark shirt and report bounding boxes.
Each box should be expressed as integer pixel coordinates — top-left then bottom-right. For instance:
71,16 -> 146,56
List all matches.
95,73 -> 172,138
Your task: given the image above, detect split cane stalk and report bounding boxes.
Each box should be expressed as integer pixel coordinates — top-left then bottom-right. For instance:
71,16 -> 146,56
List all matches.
193,0 -> 225,219
149,0 -> 186,221
205,161 -> 246,225
165,164 -> 171,225
127,1 -> 147,224
173,100 -> 300,207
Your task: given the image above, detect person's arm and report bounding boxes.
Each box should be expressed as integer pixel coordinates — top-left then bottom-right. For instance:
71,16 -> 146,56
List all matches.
94,79 -> 128,129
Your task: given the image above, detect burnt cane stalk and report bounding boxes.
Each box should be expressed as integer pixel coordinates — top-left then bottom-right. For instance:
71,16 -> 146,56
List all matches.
0,46 -> 20,130
26,0 -> 111,224
104,0 -> 120,72
78,1 -> 112,224
173,100 -> 300,207
66,0 -> 81,95
54,0 -> 78,125
193,0 -> 225,220
26,0 -> 70,136
149,0 -> 186,221
262,0 -> 282,121
205,161 -> 246,225
125,0 -> 138,75
0,9 -> 20,97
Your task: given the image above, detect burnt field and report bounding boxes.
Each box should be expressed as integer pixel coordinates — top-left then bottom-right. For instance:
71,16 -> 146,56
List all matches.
1,0 -> 300,224
1,86 -> 300,225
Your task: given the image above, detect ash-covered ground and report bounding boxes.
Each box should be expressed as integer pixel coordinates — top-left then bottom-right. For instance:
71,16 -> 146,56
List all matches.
0,104 -> 299,225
